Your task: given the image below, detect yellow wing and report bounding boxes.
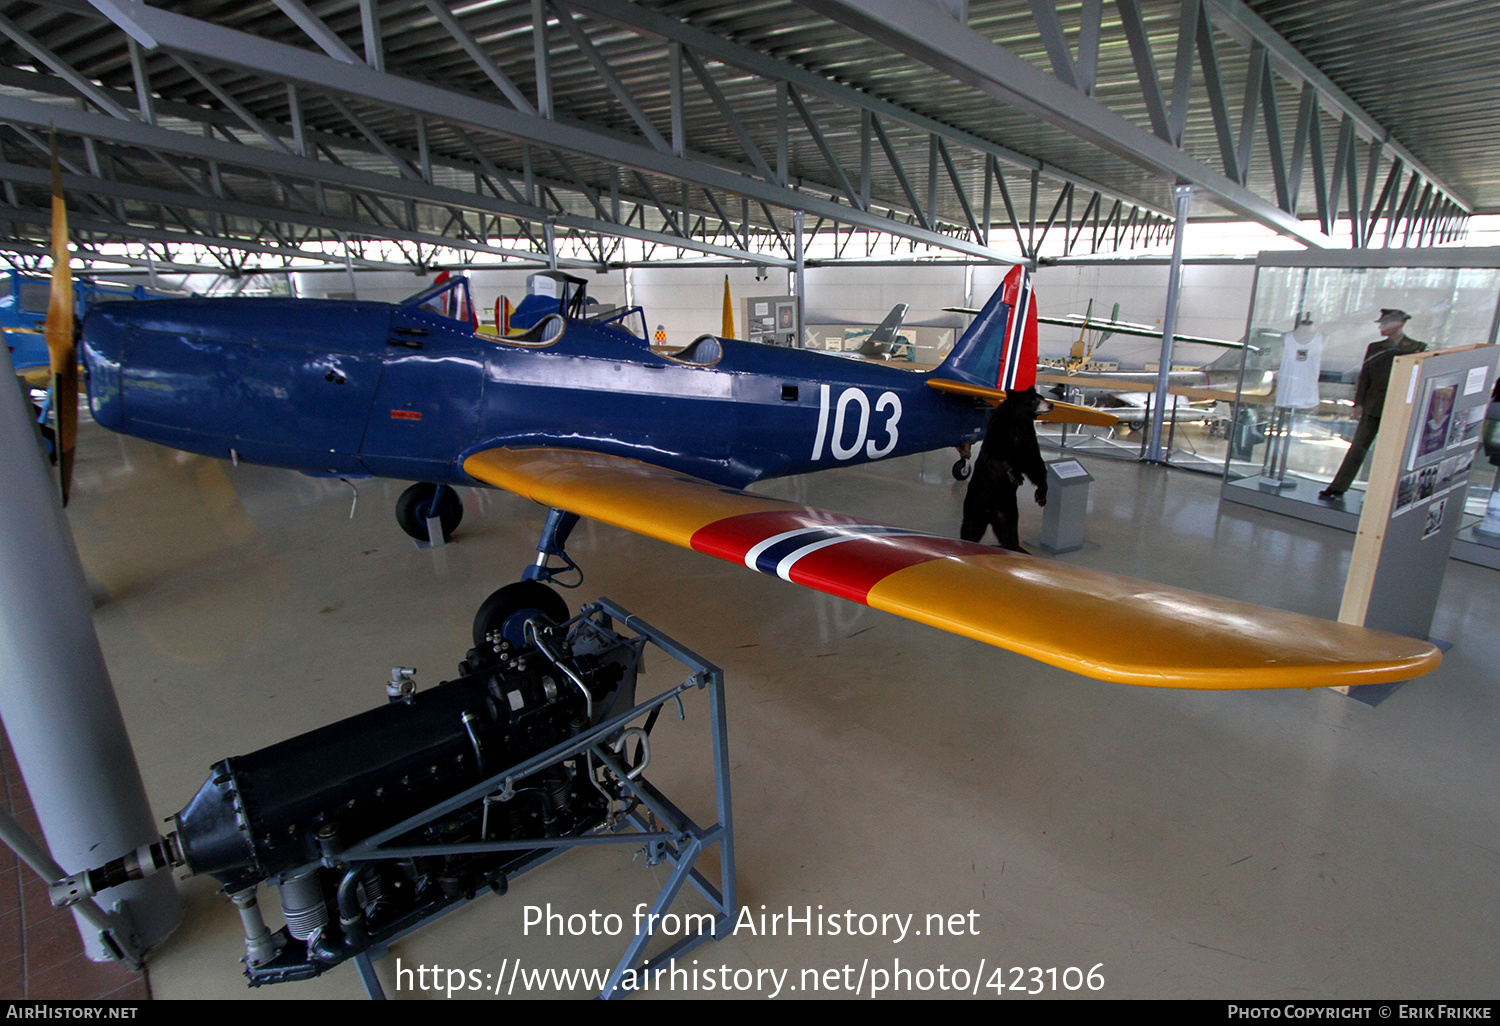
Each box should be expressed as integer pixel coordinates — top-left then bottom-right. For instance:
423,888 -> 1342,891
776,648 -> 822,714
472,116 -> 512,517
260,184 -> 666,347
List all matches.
463,447 -> 1440,690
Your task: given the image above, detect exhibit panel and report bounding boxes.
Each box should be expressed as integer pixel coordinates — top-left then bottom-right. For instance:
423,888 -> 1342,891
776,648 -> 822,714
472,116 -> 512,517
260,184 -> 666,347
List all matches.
1221,250 -> 1500,551
1337,345 -> 1496,644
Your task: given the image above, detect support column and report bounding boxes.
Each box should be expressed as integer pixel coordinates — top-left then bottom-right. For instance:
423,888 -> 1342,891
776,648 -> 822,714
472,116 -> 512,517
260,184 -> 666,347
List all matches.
793,209 -> 806,348
340,233 -> 357,299
0,349 -> 180,958
1146,184 -> 1192,463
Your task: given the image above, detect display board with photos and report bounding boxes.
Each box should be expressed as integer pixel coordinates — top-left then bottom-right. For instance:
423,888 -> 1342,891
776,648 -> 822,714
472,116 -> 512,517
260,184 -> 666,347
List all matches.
1338,344 -> 1496,641
1392,364 -> 1492,530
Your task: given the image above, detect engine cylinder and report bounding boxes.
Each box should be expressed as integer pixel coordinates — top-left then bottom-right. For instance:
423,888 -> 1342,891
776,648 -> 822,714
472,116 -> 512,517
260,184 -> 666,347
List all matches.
278,869 -> 328,942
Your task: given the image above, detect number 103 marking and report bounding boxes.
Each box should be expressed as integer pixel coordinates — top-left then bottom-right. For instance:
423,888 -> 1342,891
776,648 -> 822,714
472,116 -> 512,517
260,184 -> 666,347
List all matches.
811,385 -> 902,461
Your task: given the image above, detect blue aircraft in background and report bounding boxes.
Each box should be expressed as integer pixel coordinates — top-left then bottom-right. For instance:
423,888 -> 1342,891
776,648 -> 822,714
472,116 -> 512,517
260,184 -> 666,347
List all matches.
65,262 -> 1440,692
3,267 -> 176,381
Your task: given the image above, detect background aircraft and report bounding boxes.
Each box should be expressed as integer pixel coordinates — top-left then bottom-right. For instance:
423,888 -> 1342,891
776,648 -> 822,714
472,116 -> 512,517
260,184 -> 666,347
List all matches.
1051,297 -> 1120,371
830,302 -> 916,361
948,298 -> 1268,433
1037,311 -> 1245,353
4,267 -> 179,382
950,300 -> 1251,382
949,300 -> 1247,353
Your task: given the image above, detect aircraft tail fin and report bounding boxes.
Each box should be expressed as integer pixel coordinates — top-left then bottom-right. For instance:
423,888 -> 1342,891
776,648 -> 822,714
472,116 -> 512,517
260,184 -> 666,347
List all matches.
933,265 -> 1036,393
868,303 -> 908,346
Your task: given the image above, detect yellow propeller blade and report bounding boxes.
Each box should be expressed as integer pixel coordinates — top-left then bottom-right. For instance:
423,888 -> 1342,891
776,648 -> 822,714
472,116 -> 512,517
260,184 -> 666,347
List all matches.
45,129 -> 77,505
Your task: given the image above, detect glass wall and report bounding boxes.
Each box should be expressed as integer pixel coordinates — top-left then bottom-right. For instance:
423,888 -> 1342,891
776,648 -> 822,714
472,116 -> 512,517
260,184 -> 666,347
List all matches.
1222,250 -> 1500,532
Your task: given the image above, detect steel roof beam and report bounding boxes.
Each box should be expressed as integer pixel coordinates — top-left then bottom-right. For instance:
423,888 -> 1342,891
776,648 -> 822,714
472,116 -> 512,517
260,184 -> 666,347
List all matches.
0,201 -> 412,271
786,85 -> 860,209
0,11 -> 136,120
0,62 -> 728,247
2,199 -> 622,277
678,46 -> 778,185
0,162 -> 559,267
270,0 -> 360,65
418,0 -> 534,115
564,0 -> 1164,216
1204,0 -> 1465,209
0,95 -> 795,268
168,54 -> 295,156
0,237 -> 221,276
551,2 -> 668,154
797,0 -> 1332,247
72,0 -> 1025,263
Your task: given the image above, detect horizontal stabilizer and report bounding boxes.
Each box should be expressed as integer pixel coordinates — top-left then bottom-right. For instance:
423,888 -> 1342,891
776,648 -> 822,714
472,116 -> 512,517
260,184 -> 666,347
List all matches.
927,378 -> 1119,427
463,448 -> 1440,691
1039,313 -> 1245,349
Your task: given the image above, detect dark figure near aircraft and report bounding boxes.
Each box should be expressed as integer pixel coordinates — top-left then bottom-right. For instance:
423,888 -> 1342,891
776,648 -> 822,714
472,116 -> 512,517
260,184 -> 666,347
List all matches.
961,387 -> 1053,552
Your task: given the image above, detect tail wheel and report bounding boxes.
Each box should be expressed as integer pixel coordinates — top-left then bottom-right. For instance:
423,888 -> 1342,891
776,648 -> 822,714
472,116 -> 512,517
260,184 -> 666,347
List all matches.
396,483 -> 463,541
473,581 -> 570,649
952,458 -> 971,481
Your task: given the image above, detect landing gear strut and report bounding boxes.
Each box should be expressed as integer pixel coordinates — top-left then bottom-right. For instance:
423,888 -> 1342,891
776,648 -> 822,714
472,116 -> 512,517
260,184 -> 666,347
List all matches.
523,507 -> 581,586
472,507 -> 582,651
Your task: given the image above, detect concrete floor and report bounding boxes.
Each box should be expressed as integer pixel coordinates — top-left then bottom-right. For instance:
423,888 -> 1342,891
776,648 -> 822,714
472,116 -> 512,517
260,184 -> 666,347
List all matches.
56,419 -> 1500,1000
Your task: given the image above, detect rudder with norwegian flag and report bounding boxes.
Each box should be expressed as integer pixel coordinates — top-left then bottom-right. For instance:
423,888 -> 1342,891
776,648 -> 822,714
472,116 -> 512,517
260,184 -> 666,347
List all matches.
933,264 -> 1037,393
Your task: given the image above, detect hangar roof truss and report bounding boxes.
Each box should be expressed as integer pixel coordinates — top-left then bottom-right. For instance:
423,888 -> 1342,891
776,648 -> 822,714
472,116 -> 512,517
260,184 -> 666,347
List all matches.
0,0 -> 1480,276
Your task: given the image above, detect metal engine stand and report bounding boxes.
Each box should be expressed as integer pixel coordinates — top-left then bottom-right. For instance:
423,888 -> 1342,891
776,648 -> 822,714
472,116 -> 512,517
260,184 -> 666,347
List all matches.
52,598 -> 735,1000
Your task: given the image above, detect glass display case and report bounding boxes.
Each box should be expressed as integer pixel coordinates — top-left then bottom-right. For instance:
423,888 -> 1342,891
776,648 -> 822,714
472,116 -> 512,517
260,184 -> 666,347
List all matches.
1221,249 -> 1500,561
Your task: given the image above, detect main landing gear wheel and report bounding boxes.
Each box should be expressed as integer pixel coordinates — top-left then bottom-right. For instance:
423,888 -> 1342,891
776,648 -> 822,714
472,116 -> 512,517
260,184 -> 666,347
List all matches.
395,482 -> 463,541
472,580 -> 570,649
952,440 -> 973,481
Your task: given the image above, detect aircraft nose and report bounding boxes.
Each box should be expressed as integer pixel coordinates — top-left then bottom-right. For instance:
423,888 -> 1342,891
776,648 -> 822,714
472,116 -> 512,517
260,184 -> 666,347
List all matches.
79,305 -> 124,430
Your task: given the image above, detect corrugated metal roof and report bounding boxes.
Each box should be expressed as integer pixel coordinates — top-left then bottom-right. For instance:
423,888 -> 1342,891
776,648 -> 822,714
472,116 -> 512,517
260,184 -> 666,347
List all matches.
0,0 -> 1493,269
1246,0 -> 1500,212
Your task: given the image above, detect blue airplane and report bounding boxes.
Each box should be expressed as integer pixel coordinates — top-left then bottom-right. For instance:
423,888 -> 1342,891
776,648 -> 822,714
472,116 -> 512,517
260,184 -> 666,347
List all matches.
64,260 -> 1440,692
81,269 -> 1057,519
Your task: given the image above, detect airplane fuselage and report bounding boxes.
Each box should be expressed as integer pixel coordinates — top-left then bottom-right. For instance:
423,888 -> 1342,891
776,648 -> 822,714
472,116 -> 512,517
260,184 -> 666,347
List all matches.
81,297 -> 989,490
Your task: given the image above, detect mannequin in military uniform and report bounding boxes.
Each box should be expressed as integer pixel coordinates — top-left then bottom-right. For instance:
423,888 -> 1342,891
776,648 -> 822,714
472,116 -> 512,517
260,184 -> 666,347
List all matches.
1319,309 -> 1426,501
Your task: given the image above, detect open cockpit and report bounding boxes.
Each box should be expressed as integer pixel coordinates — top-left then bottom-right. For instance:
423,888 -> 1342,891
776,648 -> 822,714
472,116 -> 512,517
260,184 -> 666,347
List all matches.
402,271 -> 651,349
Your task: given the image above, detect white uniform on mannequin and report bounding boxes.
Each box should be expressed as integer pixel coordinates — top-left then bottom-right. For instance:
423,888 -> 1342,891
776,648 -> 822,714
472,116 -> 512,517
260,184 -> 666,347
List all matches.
1260,314 -> 1323,489
1276,317 -> 1323,409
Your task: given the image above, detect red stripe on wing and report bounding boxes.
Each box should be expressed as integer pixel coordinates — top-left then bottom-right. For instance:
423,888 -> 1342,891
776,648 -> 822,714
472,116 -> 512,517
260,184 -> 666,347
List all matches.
690,508 -> 865,562
692,509 -> 1000,604
784,533 -> 986,603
